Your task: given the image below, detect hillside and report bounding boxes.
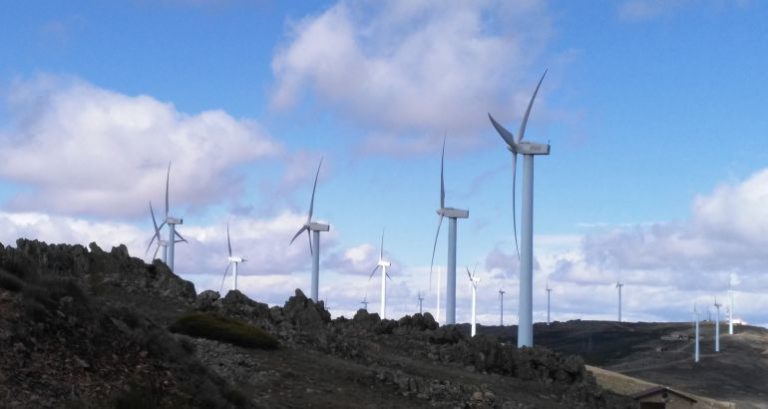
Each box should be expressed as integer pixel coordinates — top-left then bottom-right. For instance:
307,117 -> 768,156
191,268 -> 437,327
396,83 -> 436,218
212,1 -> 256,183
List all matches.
0,239 -> 636,409
481,320 -> 768,409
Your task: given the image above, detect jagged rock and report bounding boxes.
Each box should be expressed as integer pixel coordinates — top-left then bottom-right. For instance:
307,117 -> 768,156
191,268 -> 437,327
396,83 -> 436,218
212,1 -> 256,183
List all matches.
282,289 -> 330,332
196,290 -> 220,310
430,325 -> 465,344
221,290 -> 270,319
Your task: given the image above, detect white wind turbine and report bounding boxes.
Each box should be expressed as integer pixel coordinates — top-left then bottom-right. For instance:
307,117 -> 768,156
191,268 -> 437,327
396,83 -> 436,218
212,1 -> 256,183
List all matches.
417,291 -> 424,315
162,163 -> 187,272
290,158 -> 330,301
546,280 -> 552,325
146,201 -> 167,263
498,289 -> 505,326
714,296 -> 722,352
220,223 -> 246,292
616,281 -> 624,322
429,138 -> 469,325
467,266 -> 480,337
728,273 -> 735,335
693,302 -> 700,363
368,230 -> 392,319
360,295 -> 369,312
489,70 -> 550,347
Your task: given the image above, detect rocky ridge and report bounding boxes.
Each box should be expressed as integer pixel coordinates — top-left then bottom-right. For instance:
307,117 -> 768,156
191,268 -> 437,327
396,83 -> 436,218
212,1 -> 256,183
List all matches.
0,239 -> 637,408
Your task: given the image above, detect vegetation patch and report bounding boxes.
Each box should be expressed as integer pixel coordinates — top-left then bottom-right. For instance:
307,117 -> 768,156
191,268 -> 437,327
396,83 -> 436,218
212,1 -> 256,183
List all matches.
169,312 -> 278,350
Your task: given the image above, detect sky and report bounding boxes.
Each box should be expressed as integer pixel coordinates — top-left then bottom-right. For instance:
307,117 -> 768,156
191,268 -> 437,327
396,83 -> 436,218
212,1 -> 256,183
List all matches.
1,0 -> 768,328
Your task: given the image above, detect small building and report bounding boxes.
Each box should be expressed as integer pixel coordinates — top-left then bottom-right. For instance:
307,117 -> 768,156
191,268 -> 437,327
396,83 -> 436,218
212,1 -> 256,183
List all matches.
631,386 -> 697,409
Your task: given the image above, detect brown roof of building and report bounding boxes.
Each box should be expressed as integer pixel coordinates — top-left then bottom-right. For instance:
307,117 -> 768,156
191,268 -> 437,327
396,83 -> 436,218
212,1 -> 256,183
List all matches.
630,386 -> 697,403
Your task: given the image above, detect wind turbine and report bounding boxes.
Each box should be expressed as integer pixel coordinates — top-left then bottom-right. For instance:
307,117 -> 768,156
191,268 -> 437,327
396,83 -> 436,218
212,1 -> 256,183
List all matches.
467,266 -> 480,337
489,70 -> 550,347
616,282 -> 624,322
694,303 -> 700,363
289,158 -> 330,301
546,281 -> 552,325
429,138 -> 469,325
417,291 -> 424,315
220,223 -> 246,292
498,289 -> 505,326
360,295 -> 369,311
145,201 -> 167,263
163,163 -> 187,272
368,229 -> 392,319
714,296 -> 722,352
728,273 -> 735,335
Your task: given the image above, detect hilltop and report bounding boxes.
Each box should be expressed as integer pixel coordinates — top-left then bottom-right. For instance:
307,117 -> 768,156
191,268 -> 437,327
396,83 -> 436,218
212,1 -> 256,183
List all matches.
0,239 -> 639,409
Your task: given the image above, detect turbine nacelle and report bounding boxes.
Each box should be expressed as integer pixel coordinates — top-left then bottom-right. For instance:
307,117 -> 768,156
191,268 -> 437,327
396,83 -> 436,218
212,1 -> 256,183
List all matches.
515,141 -> 550,155
308,222 -> 330,232
437,207 -> 469,219
377,260 -> 391,268
166,216 -> 183,225
228,256 -> 245,263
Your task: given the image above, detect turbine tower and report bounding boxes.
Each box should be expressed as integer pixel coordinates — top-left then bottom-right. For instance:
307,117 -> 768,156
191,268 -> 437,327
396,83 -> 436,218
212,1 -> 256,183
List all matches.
435,266 -> 442,324
360,296 -> 369,311
616,282 -> 624,322
467,267 -> 480,337
163,163 -> 187,272
498,289 -> 505,326
546,281 -> 552,325
489,70 -> 550,347
714,296 -> 721,352
368,230 -> 392,319
146,201 -> 167,263
220,223 -> 246,292
728,273 -> 735,335
290,158 -> 330,301
429,138 -> 469,325
694,303 -> 700,363
417,291 -> 424,315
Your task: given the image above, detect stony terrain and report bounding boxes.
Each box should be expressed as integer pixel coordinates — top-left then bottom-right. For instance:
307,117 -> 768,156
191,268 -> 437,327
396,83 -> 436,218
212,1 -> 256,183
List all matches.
0,239 -> 637,409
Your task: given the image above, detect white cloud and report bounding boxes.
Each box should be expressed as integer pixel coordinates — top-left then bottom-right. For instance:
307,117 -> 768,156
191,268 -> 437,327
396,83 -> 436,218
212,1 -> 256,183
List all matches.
271,0 -> 554,154
0,76 -> 281,219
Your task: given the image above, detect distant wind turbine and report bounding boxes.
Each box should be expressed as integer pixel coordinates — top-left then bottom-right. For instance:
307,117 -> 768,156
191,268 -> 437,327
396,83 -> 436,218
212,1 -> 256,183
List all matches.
360,295 -> 369,312
467,266 -> 480,337
417,291 -> 424,315
368,229 -> 392,319
498,289 -> 505,326
289,158 -> 330,301
489,70 -> 550,347
146,201 -> 167,263
714,296 -> 722,352
616,282 -> 624,322
429,137 -> 469,325
728,273 -> 735,335
219,223 -> 246,292
546,281 -> 552,325
163,162 -> 187,272
694,303 -> 700,363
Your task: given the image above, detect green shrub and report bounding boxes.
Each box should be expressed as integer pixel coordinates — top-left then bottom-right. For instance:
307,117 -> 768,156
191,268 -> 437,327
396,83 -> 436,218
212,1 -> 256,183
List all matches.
169,312 -> 278,350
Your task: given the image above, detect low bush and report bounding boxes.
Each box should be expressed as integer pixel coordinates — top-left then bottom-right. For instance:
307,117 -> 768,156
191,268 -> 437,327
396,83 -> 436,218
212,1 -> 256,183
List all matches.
169,312 -> 278,350
0,269 -> 24,292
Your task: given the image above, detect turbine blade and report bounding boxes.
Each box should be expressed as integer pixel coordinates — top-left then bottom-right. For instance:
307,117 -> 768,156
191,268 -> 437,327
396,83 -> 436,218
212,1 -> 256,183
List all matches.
152,244 -> 159,260
165,161 -> 171,217
517,69 -> 548,143
219,263 -> 232,293
380,228 -> 384,261
175,230 -> 187,243
466,267 -> 472,281
369,265 -> 380,280
289,225 -> 308,245
511,153 -> 520,258
308,157 -> 323,222
440,137 -> 446,209
428,215 -> 444,290
307,230 -> 313,256
227,222 -> 232,257
146,202 -> 161,256
386,271 -> 392,281
488,113 -> 516,148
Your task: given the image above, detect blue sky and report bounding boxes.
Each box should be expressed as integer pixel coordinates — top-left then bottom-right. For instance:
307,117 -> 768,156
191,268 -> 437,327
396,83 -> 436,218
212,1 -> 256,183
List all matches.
1,0 -> 767,328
